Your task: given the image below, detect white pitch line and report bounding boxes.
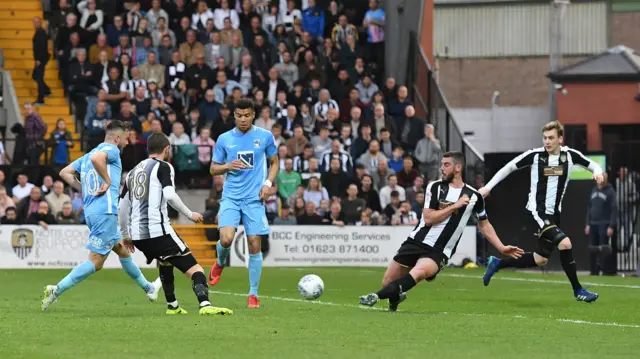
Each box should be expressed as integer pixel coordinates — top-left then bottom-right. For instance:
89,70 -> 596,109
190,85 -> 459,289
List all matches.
441,273 -> 640,289
210,290 -> 640,329
209,290 -> 385,311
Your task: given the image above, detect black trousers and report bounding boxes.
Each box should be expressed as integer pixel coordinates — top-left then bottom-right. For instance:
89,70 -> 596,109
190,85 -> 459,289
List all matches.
27,146 -> 44,164
32,59 -> 51,102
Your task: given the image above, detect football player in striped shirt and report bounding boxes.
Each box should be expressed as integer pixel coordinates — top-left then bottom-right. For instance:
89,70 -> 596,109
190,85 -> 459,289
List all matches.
119,133 -> 233,316
480,121 -> 604,302
359,152 -> 523,311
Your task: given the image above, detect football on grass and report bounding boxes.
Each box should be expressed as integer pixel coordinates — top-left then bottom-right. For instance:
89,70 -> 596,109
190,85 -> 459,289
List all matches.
298,274 -> 324,300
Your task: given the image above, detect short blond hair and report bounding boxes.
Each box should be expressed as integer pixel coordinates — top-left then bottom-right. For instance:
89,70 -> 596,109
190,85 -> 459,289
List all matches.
542,121 -> 564,137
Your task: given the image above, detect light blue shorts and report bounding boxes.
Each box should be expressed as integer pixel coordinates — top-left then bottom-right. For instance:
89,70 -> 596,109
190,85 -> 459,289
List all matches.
85,214 -> 121,255
218,198 -> 269,236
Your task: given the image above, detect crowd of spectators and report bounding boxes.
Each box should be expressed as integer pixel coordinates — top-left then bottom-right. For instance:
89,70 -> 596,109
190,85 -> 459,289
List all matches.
0,172 -> 82,226
1,0 -> 448,227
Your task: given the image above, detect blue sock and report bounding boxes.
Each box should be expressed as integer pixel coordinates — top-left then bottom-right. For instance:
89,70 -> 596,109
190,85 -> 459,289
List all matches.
120,256 -> 153,293
248,253 -> 263,296
217,241 -> 230,267
55,260 -> 96,296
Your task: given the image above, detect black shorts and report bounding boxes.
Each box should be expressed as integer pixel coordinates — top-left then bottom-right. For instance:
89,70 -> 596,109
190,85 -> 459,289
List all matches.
133,233 -> 191,265
393,239 -> 448,281
528,213 -> 568,258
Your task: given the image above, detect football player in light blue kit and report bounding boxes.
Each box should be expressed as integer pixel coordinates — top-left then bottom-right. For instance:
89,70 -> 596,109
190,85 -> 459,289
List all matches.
208,98 -> 279,308
42,121 -> 161,311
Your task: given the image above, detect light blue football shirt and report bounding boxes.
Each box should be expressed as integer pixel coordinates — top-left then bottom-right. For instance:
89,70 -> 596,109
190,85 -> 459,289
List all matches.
71,142 -> 122,217
212,126 -> 278,201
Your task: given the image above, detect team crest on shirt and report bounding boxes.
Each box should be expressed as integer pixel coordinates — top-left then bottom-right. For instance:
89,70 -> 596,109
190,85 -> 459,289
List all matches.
560,154 -> 567,163
237,151 -> 255,169
439,200 -> 459,215
254,140 -> 260,148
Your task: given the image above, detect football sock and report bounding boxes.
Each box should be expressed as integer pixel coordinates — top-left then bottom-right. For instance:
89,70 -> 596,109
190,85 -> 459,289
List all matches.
560,249 -> 582,292
159,265 -> 177,304
191,272 -> 211,307
376,274 -> 417,302
55,260 -> 96,296
120,256 -> 153,293
216,241 -> 230,267
498,252 -> 537,269
248,252 -> 263,296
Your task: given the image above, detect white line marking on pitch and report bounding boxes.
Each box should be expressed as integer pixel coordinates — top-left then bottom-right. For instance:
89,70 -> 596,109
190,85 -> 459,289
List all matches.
290,268 -> 640,290
441,273 -> 640,289
209,290 -> 640,329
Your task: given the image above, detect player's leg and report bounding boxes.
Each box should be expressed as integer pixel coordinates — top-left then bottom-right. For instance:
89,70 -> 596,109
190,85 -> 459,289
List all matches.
557,236 -> 599,302
483,216 -> 549,286
42,215 -> 111,310
379,258 -> 440,299
169,254 -> 233,315
157,261 -> 187,314
246,235 -> 263,307
360,240 -> 420,310
209,199 -> 241,285
242,199 -> 270,308
111,240 -> 160,300
44,250 -> 108,308
381,260 -> 410,311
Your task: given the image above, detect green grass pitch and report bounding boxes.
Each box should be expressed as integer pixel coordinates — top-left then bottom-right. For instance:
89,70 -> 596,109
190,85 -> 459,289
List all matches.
1,267 -> 639,358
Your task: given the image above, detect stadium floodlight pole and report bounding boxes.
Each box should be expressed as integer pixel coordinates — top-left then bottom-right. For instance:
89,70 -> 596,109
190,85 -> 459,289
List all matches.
549,0 -> 570,123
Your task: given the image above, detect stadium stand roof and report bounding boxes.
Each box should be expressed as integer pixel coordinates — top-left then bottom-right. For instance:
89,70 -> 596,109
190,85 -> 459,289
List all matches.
548,45 -> 640,82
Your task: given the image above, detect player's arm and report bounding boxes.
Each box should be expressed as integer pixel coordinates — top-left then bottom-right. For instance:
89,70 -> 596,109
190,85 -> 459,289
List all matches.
59,160 -> 82,192
421,182 -> 468,225
159,162 -> 202,222
260,134 -> 280,199
481,149 -> 537,197
90,151 -> 111,186
474,195 -> 523,258
118,181 -> 132,240
209,137 -> 245,175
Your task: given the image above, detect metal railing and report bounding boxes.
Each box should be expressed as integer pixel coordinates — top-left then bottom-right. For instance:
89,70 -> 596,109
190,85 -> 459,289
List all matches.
1,69 -> 23,163
407,32 -> 485,183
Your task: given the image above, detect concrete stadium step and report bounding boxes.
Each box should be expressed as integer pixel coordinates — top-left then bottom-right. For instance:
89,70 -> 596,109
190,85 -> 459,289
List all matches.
40,114 -> 74,123
0,29 -> 38,40
35,105 -> 70,115
5,59 -> 57,70
12,70 -> 59,80
1,38 -> 52,49
13,79 -> 63,88
0,20 -> 43,30
16,87 -> 64,97
3,49 -> 33,60
0,9 -> 42,20
0,3 -> 41,10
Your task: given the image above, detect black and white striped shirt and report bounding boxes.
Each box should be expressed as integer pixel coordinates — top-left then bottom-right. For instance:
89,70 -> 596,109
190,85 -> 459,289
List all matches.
409,180 -> 487,259
320,149 -> 352,173
484,146 -> 602,224
120,158 -> 178,240
313,99 -> 339,121
166,62 -> 186,89
122,78 -> 148,98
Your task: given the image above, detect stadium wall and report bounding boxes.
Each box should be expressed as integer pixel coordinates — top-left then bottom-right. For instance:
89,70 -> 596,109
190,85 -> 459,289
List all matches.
431,0 -> 640,108
451,107 -> 546,153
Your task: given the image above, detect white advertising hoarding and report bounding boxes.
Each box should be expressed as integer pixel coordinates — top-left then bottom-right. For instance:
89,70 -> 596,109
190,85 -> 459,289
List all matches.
0,225 -> 154,269
229,225 -> 477,267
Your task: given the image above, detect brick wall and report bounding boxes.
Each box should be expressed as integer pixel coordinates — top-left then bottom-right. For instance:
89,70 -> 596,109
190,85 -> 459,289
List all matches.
611,12 -> 640,51
436,56 -> 587,108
